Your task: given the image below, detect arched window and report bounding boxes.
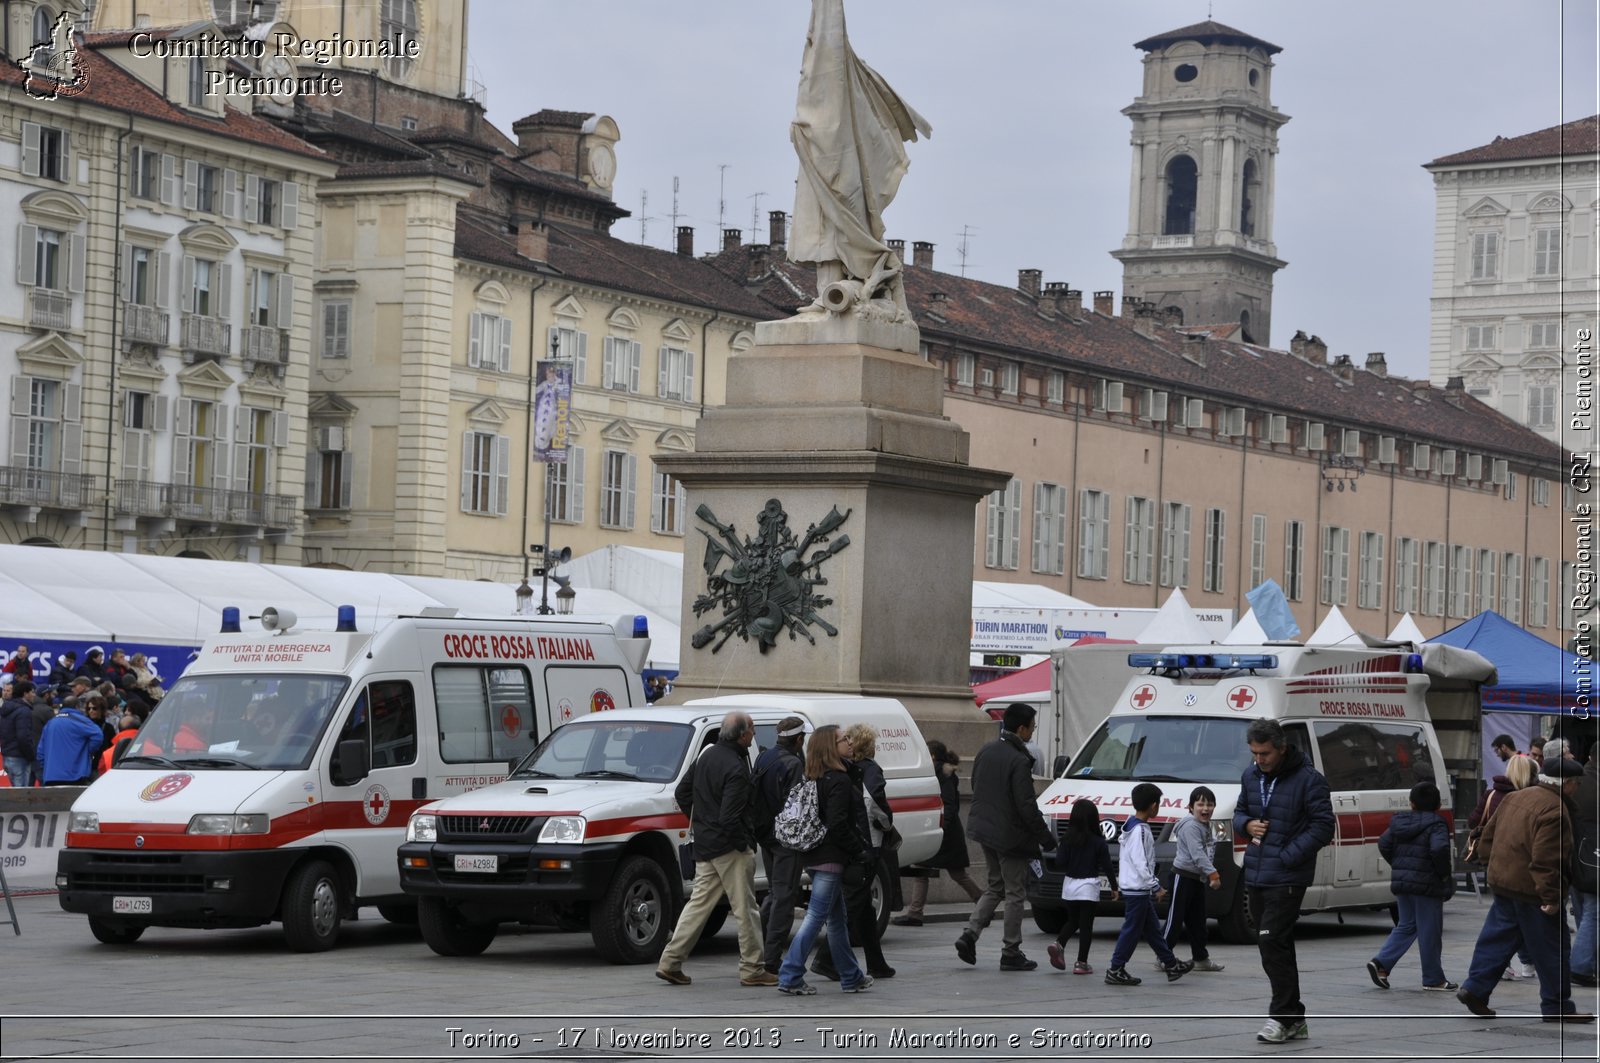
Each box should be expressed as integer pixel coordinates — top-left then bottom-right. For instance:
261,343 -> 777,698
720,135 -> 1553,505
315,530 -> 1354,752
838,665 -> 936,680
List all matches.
1239,310 -> 1254,344
380,0 -> 420,80
1163,156 -> 1197,236
1240,159 -> 1259,237
33,6 -> 55,45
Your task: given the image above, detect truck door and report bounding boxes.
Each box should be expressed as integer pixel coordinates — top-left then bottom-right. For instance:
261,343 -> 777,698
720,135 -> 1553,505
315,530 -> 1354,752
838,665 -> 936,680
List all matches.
324,677 -> 421,899
540,665 -> 637,734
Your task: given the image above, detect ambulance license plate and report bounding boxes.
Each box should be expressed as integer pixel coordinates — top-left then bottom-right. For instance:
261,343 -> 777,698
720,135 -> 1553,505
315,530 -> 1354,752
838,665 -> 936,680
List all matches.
113,896 -> 153,914
454,855 -> 497,873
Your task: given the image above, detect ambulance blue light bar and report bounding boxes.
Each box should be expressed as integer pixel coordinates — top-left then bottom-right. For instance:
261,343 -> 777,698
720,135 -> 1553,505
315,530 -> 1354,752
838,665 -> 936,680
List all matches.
1128,653 -> 1277,671
633,615 -> 649,638
220,607 -> 241,633
336,605 -> 358,633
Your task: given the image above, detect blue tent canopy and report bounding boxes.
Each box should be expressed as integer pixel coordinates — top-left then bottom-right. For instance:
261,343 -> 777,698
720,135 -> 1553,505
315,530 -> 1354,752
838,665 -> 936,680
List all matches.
1430,611 -> 1593,716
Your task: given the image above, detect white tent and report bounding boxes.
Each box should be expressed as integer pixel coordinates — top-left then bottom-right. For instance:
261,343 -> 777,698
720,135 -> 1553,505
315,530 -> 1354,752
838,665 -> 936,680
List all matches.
1388,613 -> 1426,644
1308,605 -> 1360,645
1223,609 -> 1269,644
1137,588 -> 1214,644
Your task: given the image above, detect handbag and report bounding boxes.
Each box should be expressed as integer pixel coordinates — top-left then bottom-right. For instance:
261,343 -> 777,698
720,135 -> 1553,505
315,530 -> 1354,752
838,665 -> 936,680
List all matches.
880,824 -> 904,853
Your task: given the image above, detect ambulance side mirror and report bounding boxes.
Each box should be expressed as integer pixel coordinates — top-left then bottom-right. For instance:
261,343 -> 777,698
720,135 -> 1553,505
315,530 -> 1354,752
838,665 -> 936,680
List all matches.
1052,754 -> 1071,779
334,738 -> 370,786
112,736 -> 135,767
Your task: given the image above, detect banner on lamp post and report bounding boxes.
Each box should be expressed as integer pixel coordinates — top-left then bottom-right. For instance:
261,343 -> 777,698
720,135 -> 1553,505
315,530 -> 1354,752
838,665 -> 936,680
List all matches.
533,359 -> 573,463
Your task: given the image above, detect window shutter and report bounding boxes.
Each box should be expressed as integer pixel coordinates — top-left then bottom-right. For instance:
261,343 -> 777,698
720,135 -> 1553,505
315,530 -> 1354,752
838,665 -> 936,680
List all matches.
8,414 -> 27,465
658,346 -> 670,397
683,349 -> 695,403
16,224 -> 37,286
21,122 -> 40,176
126,144 -> 139,196
1491,458 -> 1508,485
62,382 -> 80,423
985,491 -> 1001,567
494,435 -> 510,516
467,312 -> 482,367
217,262 -> 232,320
160,153 -> 177,206
275,274 -> 294,330
1306,421 -> 1325,451
1032,483 -> 1047,570
1378,436 -> 1396,464
180,256 -> 195,313
121,245 -> 134,302
211,404 -> 230,442
60,422 -> 82,476
460,433 -> 474,511
10,376 -> 30,418
623,453 -> 637,528
281,181 -> 299,229
602,337 -> 616,388
1342,430 -> 1361,458
1097,495 -> 1109,578
498,317 -> 512,371
231,434 -> 250,488
234,404 -> 251,444
305,444 -> 321,508
570,445 -> 586,523
183,160 -> 198,210
1179,505 -> 1191,587
1185,398 -> 1204,428
122,427 -> 149,481
67,232 -> 85,293
1006,480 -> 1021,569
222,169 -> 238,219
1269,414 -> 1288,443
244,174 -> 259,221
629,341 -> 642,392
272,411 -> 289,448
154,251 -> 171,310
1124,497 -> 1138,581
60,131 -> 71,181
1465,453 -> 1483,481
152,396 -> 170,433
574,331 -> 588,381
339,449 -> 354,509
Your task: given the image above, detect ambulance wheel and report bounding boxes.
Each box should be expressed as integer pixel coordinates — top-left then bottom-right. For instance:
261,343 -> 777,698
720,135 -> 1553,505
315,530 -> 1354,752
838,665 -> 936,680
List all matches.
377,901 -> 419,925
87,918 -> 145,945
1031,907 -> 1068,935
592,855 -> 672,964
282,859 -> 343,952
418,896 -> 497,956
1218,881 -> 1256,944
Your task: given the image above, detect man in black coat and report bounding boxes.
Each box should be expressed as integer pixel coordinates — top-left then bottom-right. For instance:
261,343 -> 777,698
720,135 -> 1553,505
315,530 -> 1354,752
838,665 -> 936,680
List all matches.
655,712 -> 774,988
1572,750 -> 1599,987
0,680 -> 40,787
754,716 -> 807,975
954,703 -> 1055,972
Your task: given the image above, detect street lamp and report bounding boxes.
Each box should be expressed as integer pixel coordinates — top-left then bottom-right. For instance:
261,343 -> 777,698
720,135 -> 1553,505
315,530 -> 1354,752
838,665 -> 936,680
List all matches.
514,578 -> 533,615
556,580 -> 577,615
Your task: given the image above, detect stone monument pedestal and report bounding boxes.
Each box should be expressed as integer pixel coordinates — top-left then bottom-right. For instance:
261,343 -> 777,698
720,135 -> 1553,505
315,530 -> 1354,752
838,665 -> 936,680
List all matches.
655,329 -> 1009,755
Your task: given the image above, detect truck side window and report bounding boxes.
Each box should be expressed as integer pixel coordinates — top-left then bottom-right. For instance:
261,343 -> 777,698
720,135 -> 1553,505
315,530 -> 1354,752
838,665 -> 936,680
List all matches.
1282,722 -> 1314,764
1312,721 -> 1436,791
335,682 -> 417,770
432,665 -> 538,765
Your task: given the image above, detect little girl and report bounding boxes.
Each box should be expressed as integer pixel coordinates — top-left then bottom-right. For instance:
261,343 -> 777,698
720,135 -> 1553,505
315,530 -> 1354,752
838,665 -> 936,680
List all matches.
1048,798 -> 1116,974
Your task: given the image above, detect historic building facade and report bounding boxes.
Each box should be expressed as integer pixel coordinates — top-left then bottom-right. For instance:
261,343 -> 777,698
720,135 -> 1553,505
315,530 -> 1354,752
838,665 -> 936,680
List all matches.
1425,115 -> 1598,446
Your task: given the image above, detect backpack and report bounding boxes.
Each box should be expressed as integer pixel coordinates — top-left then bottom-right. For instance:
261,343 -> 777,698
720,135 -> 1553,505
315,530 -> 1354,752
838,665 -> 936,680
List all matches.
773,778 -> 828,851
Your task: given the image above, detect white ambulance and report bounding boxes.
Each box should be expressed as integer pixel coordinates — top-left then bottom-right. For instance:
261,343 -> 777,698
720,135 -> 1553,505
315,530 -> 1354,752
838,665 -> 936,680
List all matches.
1029,644 -> 1474,943
397,693 -> 943,964
57,605 -> 649,951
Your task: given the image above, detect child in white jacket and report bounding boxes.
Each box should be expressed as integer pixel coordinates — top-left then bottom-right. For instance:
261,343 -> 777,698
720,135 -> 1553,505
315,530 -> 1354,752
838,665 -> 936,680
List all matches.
1105,783 -> 1193,986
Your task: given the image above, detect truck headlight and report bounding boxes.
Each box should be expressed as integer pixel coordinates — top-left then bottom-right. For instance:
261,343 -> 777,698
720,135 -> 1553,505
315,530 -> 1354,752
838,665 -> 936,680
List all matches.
407,813 -> 438,843
70,811 -> 99,832
187,814 -> 268,835
538,816 -> 586,843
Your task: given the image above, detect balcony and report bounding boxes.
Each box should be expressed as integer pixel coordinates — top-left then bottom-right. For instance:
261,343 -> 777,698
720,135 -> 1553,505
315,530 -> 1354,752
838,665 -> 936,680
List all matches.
29,288 -> 72,330
242,325 -> 289,371
123,303 -> 169,346
181,314 -> 231,360
0,466 -> 94,515
115,479 -> 298,532
1153,234 -> 1195,249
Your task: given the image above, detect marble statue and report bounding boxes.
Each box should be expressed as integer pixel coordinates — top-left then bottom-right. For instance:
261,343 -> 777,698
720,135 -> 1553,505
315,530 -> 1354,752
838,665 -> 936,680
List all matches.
787,0 -> 930,326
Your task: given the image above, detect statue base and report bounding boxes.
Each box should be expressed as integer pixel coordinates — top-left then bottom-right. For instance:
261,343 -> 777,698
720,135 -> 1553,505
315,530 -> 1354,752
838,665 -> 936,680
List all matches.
754,310 -> 921,356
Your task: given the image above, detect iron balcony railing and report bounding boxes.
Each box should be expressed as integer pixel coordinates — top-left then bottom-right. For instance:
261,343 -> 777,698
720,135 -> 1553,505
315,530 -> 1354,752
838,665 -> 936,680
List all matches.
114,479 -> 298,530
242,325 -> 289,365
123,303 -> 169,345
181,314 -> 230,357
29,288 -> 72,330
0,465 -> 94,509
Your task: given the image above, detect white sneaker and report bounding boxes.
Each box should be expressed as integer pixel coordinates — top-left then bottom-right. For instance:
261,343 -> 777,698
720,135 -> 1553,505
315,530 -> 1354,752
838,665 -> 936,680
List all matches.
1257,1019 -> 1290,1044
1517,963 -> 1537,979
1503,965 -> 1521,981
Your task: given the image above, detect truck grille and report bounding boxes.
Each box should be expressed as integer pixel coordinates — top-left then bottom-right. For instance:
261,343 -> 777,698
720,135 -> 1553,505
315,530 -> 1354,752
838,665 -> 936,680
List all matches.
440,815 -> 542,839
71,854 -> 204,894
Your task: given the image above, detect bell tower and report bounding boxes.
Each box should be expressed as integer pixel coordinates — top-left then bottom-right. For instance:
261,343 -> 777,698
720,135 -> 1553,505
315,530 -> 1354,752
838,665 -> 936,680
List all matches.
1111,20 -> 1288,344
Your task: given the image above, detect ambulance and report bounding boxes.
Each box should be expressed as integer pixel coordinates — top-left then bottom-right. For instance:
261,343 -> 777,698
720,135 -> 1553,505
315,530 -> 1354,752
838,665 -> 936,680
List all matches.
1028,644 -> 1479,943
56,605 -> 650,951
397,693 -> 943,964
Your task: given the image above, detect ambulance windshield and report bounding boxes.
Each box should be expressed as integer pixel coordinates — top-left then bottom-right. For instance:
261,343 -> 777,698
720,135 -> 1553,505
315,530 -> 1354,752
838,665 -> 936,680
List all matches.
513,719 -> 693,784
121,674 -> 351,772
1065,715 -> 1253,782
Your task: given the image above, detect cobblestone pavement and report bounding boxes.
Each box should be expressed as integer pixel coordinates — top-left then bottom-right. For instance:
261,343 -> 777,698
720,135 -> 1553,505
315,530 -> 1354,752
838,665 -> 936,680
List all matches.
0,892 -> 1596,1061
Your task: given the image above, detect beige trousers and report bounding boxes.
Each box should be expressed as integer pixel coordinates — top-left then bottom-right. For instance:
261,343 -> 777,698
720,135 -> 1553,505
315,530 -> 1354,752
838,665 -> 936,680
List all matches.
657,847 -> 764,979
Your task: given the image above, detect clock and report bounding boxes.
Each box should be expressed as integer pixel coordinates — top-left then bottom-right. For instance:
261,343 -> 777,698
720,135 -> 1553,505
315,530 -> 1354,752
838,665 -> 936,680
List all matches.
587,143 -> 615,189
261,53 -> 296,106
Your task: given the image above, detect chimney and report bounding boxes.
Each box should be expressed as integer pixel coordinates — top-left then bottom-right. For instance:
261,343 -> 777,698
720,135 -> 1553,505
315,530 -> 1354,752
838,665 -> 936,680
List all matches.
1131,299 -> 1160,338
1043,281 -> 1072,317
1364,351 -> 1388,377
1183,331 -> 1208,367
1304,334 -> 1328,364
1018,269 -> 1042,299
912,241 -> 934,269
930,291 -> 948,304
887,238 -> 905,260
768,210 -> 787,250
676,226 -> 694,257
1331,354 -> 1355,381
1444,375 -> 1467,408
1063,288 -> 1083,316
1289,330 -> 1308,358
722,228 -> 742,252
747,244 -> 770,281
1121,295 -> 1142,318
516,221 -> 549,263
1093,290 -> 1114,316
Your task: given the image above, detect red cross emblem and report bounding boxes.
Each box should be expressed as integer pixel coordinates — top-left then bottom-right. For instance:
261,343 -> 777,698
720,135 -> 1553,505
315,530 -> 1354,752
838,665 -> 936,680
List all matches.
362,784 -> 391,825
1228,685 -> 1257,711
1130,684 -> 1156,709
500,705 -> 522,738
561,702 -> 573,720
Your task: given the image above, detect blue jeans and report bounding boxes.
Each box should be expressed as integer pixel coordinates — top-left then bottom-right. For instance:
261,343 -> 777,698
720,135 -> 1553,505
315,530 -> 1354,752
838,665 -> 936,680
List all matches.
1463,893 -> 1575,1017
1373,893 -> 1445,986
1110,891 -> 1178,969
1573,889 -> 1598,979
3,756 -> 33,788
779,869 -> 864,990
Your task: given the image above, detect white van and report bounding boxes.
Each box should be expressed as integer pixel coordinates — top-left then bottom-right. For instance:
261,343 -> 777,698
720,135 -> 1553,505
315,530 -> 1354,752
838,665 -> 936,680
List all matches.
56,606 -> 649,951
1029,644 -> 1459,943
398,693 -> 943,964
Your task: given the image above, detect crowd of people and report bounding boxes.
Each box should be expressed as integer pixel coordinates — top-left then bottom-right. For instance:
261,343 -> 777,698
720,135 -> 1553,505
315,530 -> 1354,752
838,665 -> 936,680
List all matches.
0,643 -> 163,788
644,705 -> 1597,1039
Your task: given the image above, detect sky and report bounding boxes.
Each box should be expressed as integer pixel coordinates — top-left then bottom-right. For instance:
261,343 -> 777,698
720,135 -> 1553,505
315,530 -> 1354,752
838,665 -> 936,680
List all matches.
468,1 -> 1598,382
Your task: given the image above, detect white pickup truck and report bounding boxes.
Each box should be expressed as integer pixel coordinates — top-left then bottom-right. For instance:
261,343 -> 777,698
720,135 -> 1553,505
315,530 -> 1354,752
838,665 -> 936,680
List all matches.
397,694 -> 943,963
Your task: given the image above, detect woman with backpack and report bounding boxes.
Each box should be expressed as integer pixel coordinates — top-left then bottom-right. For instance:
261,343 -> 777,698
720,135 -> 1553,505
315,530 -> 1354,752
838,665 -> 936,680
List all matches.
811,723 -> 895,981
777,724 -> 874,995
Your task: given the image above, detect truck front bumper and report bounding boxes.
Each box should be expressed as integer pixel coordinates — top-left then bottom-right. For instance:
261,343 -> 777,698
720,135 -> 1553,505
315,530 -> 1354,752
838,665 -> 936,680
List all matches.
57,847 -> 301,929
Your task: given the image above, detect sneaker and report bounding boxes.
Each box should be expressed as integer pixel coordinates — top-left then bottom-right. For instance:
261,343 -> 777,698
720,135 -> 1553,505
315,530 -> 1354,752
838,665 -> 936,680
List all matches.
842,975 -> 874,994
1105,966 -> 1142,986
1073,960 -> 1093,975
1193,959 -> 1225,972
1572,971 -> 1599,987
1542,1011 -> 1596,1024
654,968 -> 691,986
777,981 -> 817,996
1366,960 -> 1390,990
1286,1022 -> 1310,1041
999,952 -> 1037,972
1422,980 -> 1459,992
867,966 -> 896,979
1256,1020 -> 1289,1044
1457,987 -> 1496,1018
1517,962 -> 1537,979
1047,942 -> 1066,970
740,971 -> 779,987
1164,959 -> 1194,982
954,932 -> 976,966
1502,965 -> 1520,981
891,915 -> 923,927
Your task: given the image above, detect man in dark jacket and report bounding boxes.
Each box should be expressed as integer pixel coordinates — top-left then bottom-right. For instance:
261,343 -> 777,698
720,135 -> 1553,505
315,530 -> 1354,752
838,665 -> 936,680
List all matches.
0,680 -> 39,787
754,716 -> 807,975
656,712 -> 773,988
954,702 -> 1055,972
1233,719 -> 1335,1043
74,649 -> 106,685
47,651 -> 76,690
1458,756 -> 1594,1022
1573,751 -> 1599,987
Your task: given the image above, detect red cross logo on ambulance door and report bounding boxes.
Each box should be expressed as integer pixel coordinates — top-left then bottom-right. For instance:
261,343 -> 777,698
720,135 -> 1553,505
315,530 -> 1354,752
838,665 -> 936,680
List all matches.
362,784 -> 391,825
1227,685 -> 1258,712
1130,684 -> 1157,710
500,705 -> 521,738
590,690 -> 615,714
559,699 -> 573,721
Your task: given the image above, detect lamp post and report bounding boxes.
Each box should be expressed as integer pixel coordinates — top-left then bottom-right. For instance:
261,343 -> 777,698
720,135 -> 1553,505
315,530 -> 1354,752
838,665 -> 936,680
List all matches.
556,580 -> 577,615
514,577 -> 534,616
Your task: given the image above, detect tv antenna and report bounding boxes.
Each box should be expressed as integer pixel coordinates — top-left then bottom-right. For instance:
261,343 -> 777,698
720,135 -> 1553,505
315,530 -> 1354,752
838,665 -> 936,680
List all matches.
637,189 -> 657,245
748,191 -> 767,243
668,176 -> 683,233
956,225 -> 977,277
718,164 -> 730,232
